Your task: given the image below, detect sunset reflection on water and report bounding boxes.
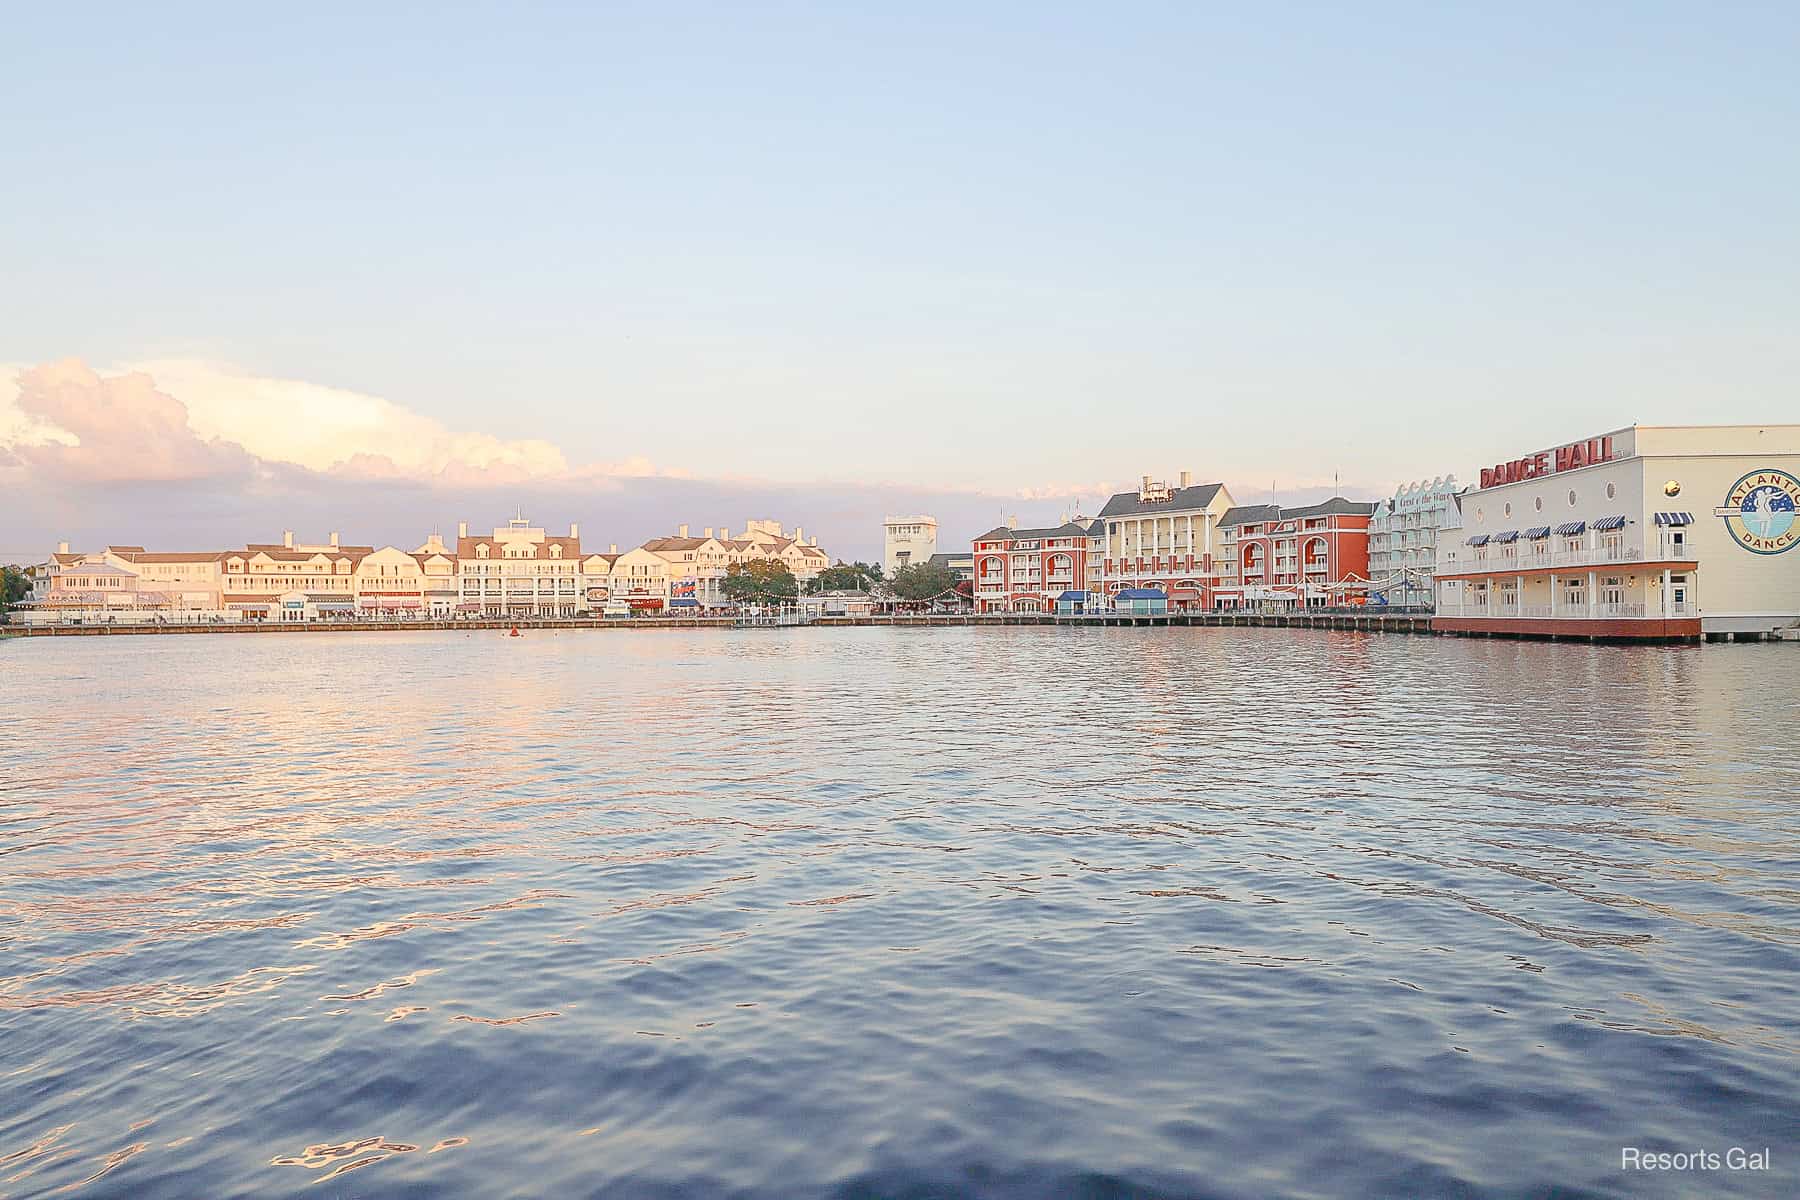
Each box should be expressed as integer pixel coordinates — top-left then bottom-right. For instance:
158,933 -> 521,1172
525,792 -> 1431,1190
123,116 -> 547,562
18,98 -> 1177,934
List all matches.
2,629 -> 1796,1199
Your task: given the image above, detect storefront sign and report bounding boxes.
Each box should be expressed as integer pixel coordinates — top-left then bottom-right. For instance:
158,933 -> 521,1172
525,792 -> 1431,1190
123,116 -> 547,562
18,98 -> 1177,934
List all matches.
1480,436 -> 1615,489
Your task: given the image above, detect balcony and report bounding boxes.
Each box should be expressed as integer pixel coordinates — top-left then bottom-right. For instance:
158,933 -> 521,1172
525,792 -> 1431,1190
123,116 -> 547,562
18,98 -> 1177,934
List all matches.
1437,601 -> 1695,619
1530,545 -> 1694,569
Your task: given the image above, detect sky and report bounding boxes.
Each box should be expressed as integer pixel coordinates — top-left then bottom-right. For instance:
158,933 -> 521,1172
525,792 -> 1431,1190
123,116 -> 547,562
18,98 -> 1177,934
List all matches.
3,3 -> 1796,561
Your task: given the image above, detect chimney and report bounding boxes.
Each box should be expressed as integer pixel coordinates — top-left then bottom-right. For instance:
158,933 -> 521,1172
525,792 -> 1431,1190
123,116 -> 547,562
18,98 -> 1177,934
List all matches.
283,530 -> 294,549
795,526 -> 803,541
721,521 -> 731,540
1142,474 -> 1151,492
679,523 -> 689,538
57,540 -> 69,554
1006,514 -> 1017,530
1179,470 -> 1192,488
609,543 -> 618,554
330,531 -> 339,548
458,521 -> 469,539
704,527 -> 713,539
570,522 -> 580,539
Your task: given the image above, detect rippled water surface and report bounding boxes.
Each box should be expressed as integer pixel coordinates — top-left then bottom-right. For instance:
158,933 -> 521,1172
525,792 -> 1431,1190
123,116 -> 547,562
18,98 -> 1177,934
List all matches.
2,628 -> 1796,1199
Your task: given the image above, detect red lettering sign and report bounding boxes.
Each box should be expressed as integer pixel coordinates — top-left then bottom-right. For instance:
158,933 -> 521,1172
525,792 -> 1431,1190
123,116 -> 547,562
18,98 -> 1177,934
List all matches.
1484,437 -> 1614,491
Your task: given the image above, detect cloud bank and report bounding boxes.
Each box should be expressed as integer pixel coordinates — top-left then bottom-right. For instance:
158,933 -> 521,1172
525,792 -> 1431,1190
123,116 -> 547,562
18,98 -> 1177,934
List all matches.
0,359 -> 1382,563
0,359 -> 1074,560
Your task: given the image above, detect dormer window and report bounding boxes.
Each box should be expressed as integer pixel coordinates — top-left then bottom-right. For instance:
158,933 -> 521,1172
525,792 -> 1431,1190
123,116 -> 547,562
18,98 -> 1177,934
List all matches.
477,544 -> 490,559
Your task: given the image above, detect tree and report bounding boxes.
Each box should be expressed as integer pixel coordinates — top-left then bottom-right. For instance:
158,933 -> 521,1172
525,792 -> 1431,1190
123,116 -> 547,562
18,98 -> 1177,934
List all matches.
889,561 -> 959,603
721,559 -> 799,605
0,565 -> 28,621
809,561 -> 882,594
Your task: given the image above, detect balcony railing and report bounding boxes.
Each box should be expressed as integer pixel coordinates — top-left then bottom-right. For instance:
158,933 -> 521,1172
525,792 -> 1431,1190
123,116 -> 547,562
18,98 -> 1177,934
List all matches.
1462,543 -> 1700,573
1437,601 -> 1696,619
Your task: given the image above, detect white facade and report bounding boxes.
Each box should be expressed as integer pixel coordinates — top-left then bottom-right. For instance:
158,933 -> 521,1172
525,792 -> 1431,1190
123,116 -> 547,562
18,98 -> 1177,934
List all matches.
1435,425 -> 1800,636
455,517 -> 588,618
884,515 -> 938,576
1369,476 -> 1461,609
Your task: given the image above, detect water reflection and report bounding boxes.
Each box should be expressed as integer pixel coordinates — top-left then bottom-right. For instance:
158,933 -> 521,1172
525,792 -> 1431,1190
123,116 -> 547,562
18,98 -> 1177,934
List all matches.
0,629 -> 1795,1199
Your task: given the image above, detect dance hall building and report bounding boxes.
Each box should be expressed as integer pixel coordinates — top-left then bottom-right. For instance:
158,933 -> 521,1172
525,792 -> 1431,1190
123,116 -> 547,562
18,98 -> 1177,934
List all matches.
1434,425 -> 1800,640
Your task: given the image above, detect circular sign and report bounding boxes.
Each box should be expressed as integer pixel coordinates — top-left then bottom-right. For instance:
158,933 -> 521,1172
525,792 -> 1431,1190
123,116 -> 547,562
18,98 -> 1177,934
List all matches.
1715,469 -> 1800,555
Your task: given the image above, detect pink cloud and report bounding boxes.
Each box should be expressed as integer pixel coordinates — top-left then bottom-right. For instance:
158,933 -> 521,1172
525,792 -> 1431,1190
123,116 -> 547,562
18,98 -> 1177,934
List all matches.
10,360 -> 260,484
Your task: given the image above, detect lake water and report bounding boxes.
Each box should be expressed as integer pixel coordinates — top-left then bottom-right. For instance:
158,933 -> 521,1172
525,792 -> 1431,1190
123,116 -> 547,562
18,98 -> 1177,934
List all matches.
1,628 -> 1795,1199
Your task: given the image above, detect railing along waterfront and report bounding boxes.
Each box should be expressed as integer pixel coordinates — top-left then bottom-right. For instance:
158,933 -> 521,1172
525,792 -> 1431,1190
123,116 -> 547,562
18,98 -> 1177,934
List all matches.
1470,544 -> 1699,571
1436,602 -> 1695,619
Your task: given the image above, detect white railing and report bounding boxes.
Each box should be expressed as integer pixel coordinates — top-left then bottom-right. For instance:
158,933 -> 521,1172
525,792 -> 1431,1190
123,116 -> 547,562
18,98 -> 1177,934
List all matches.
1436,601 -> 1698,620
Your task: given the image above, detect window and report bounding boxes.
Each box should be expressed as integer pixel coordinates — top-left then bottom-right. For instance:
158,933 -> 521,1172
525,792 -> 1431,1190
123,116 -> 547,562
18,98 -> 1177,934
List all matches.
1568,490 -> 1578,506
1534,497 -> 1543,511
1606,482 -> 1616,500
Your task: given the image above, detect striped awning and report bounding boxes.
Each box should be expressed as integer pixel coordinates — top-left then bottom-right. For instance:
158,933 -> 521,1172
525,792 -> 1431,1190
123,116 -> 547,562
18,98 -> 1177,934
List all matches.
1554,521 -> 1586,536
1465,534 -> 1490,546
1493,530 -> 1520,544
1654,512 -> 1694,526
1524,526 -> 1551,539
1592,516 -> 1628,531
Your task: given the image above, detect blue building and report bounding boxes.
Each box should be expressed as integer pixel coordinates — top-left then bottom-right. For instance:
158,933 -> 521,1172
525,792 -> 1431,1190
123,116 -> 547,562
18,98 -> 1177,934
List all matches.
1114,588 -> 1169,616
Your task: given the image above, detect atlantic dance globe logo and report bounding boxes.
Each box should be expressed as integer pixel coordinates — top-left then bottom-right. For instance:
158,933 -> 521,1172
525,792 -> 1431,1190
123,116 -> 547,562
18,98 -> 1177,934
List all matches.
1715,469 -> 1800,555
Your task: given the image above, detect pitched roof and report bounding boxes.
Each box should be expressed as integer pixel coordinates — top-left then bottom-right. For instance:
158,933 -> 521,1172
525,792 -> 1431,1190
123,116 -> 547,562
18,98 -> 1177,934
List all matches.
454,535 -> 581,559
1219,504 -> 1282,528
1220,498 -> 1377,529
642,537 -> 708,552
1098,482 -> 1225,518
973,521 -> 1094,542
240,544 -> 375,560
1284,497 -> 1378,519
116,551 -> 228,564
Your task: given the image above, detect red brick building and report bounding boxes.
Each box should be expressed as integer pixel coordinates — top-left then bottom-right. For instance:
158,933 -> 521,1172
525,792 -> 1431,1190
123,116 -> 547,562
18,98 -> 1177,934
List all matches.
1212,498 -> 1376,609
972,520 -> 1102,613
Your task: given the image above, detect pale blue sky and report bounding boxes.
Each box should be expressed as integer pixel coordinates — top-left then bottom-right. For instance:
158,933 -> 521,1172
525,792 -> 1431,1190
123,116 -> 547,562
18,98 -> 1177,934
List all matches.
3,2 -> 1797,520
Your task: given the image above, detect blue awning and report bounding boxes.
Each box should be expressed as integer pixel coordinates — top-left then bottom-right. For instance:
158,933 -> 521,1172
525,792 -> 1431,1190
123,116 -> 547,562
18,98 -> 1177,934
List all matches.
1493,530 -> 1520,544
1115,588 -> 1167,599
1555,521 -> 1586,536
1056,590 -> 1088,601
668,598 -> 701,607
1524,526 -> 1551,539
1592,515 -> 1628,531
1465,534 -> 1490,546
1654,512 -> 1694,526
